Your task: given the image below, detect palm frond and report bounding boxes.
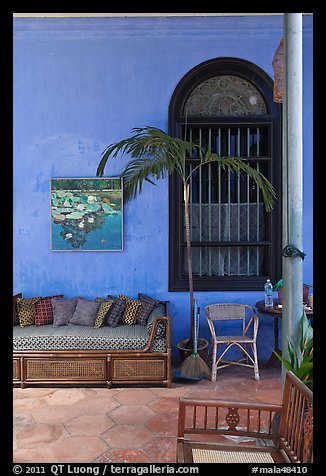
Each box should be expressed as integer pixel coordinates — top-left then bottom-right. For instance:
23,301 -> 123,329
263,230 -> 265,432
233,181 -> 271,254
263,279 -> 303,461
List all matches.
121,156 -> 172,201
96,126 -> 204,200
96,126 -> 275,210
98,127 -> 198,171
195,152 -> 276,212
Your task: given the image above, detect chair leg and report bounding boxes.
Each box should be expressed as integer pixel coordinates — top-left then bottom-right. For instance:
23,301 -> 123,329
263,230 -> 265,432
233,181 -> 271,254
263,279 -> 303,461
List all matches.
252,342 -> 260,381
207,345 -> 213,365
244,344 -> 249,363
211,342 -> 218,382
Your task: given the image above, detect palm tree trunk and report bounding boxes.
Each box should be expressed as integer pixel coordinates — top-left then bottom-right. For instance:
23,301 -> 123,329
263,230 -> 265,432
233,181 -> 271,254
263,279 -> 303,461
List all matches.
184,183 -> 194,345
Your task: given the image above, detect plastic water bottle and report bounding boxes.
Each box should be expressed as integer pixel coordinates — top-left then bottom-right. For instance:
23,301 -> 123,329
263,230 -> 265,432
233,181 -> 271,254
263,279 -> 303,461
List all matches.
264,279 -> 274,307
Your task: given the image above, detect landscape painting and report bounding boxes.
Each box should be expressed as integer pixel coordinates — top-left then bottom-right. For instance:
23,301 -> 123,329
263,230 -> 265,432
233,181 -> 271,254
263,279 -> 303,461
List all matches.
51,178 -> 123,251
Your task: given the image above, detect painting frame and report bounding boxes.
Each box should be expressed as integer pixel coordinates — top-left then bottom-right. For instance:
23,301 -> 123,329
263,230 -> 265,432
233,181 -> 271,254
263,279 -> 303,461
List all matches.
50,177 -> 123,252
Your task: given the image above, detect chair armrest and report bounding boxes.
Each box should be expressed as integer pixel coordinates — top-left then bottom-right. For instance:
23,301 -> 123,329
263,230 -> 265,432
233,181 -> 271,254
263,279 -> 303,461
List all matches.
180,397 -> 282,412
178,397 -> 283,440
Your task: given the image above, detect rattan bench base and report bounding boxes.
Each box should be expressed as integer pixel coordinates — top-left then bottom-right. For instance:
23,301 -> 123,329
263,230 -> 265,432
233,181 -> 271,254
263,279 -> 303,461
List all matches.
14,350 -> 171,388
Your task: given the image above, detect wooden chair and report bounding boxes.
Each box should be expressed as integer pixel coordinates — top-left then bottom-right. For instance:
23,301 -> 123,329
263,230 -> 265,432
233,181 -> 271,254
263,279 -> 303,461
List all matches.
204,303 -> 259,381
177,371 -> 313,463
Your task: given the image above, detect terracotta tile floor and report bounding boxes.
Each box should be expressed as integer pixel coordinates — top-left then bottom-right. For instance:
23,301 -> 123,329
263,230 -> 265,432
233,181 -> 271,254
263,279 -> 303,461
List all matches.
13,366 -> 282,464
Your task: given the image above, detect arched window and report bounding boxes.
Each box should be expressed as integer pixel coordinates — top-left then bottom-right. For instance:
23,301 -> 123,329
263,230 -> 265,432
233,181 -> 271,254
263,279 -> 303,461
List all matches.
168,58 -> 282,291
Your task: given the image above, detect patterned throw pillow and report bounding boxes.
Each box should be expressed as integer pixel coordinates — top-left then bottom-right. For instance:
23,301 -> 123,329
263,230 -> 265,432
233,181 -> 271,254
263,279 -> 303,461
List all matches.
147,304 -> 167,338
147,320 -> 166,338
105,298 -> 126,327
13,293 -> 22,326
34,294 -> 64,326
17,297 -> 41,327
118,295 -> 142,325
94,300 -> 114,328
137,293 -> 160,326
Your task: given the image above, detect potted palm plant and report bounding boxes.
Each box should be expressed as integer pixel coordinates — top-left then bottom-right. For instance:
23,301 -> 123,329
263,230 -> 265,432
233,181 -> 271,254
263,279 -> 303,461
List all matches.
96,126 -> 275,376
271,312 -> 313,447
273,312 -> 313,390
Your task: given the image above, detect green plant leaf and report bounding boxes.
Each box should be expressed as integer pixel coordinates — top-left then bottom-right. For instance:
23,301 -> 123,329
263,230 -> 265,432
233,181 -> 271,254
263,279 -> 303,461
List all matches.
272,351 -> 292,371
295,362 -> 313,381
299,312 -> 313,359
273,313 -> 313,390
287,341 -> 299,371
96,126 -> 275,211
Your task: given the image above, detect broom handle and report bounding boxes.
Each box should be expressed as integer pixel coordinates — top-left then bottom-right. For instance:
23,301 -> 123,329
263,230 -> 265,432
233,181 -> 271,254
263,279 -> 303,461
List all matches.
193,306 -> 199,354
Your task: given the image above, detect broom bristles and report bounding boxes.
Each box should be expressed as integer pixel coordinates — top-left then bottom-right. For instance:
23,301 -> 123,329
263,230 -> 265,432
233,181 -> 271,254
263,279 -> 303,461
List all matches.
177,353 -> 211,380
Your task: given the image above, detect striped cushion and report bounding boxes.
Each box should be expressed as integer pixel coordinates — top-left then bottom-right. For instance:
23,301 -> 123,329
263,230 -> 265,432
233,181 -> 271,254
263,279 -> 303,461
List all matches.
118,295 -> 142,325
94,300 -> 114,328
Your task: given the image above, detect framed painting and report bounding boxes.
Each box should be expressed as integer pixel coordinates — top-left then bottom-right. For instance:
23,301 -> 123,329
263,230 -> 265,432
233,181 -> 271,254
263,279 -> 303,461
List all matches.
50,178 -> 123,251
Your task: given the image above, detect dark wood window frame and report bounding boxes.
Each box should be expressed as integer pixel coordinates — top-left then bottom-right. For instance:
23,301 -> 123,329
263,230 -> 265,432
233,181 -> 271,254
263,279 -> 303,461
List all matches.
168,57 -> 282,292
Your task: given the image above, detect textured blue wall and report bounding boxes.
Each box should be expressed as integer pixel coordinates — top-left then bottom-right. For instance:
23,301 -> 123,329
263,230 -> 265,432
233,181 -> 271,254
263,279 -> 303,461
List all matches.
13,16 -> 313,362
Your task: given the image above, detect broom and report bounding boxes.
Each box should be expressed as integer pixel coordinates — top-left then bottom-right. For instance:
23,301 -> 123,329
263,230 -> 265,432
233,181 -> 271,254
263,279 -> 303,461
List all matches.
175,300 -> 211,380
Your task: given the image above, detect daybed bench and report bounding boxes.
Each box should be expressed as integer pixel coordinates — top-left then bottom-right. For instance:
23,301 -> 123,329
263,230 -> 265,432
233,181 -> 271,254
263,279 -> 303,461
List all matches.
13,300 -> 171,388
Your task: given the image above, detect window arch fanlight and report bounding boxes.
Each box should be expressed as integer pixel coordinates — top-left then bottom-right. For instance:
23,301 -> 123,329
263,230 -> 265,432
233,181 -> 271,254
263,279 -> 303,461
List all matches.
183,75 -> 268,117
168,57 -> 282,292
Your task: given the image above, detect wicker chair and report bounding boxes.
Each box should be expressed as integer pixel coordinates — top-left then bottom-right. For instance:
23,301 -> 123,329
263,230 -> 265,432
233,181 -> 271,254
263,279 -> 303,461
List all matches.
177,371 -> 313,463
204,303 -> 259,381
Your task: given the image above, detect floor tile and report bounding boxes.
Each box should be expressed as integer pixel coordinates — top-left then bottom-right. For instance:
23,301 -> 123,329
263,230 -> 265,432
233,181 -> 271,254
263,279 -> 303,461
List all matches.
15,423 -> 64,448
13,447 -> 58,464
114,388 -> 156,405
145,413 -> 179,437
65,414 -> 114,436
102,424 -> 153,449
52,435 -> 108,462
30,403 -> 85,424
45,388 -> 86,405
143,437 -> 177,463
109,405 -> 155,425
97,449 -> 151,463
148,397 -> 180,414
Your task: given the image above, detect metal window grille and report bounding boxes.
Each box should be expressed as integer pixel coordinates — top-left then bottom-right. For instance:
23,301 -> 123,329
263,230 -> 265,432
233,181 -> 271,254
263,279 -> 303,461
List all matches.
182,125 -> 270,278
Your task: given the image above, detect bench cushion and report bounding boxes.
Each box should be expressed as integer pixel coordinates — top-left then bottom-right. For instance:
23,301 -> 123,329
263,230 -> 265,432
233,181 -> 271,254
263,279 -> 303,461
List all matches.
13,302 -> 167,354
13,323 -> 166,352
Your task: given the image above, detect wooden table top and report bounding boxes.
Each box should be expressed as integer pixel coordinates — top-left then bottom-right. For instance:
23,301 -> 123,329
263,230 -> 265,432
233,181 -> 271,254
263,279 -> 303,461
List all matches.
255,300 -> 313,316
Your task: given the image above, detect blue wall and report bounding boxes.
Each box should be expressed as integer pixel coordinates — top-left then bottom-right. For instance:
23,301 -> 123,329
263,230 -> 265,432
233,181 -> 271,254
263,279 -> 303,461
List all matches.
13,16 -> 313,362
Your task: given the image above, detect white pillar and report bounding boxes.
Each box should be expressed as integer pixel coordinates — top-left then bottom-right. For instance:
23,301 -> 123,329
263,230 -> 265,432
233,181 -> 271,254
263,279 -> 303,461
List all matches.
282,13 -> 303,380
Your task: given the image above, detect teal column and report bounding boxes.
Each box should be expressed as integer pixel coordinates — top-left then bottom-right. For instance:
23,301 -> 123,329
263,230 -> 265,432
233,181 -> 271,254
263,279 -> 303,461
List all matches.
282,13 -> 303,384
